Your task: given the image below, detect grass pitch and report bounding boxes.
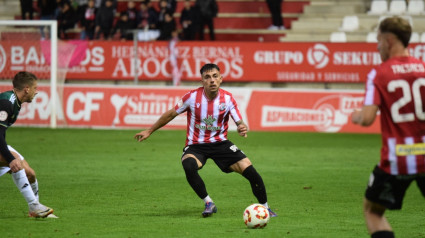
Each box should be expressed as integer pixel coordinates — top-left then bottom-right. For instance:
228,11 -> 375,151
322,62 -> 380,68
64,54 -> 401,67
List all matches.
0,128 -> 424,238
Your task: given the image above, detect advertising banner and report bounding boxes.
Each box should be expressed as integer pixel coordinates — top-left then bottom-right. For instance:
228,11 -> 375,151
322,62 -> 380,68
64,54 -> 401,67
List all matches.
0,84 -> 379,133
246,89 -> 379,133
1,40 -> 424,83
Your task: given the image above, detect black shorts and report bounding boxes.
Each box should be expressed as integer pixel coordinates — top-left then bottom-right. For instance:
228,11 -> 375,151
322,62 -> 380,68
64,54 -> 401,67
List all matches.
181,140 -> 247,173
365,165 -> 425,210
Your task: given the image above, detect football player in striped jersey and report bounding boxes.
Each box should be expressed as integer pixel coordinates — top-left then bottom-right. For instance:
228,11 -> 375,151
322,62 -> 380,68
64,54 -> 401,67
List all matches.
135,63 -> 277,218
352,17 -> 425,238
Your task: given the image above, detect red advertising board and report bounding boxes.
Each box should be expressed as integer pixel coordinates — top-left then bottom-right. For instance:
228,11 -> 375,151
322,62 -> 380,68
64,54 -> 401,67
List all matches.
0,84 -> 379,133
2,40 -> 425,82
246,89 -> 379,133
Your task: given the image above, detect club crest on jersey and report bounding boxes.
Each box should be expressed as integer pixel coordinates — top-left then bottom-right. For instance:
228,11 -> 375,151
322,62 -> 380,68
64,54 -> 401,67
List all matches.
196,103 -> 200,108
218,103 -> 226,111
195,115 -> 220,131
0,111 -> 7,121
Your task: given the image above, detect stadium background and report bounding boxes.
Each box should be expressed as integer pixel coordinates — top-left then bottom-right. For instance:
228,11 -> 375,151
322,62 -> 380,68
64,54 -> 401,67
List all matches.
3,0 -> 418,133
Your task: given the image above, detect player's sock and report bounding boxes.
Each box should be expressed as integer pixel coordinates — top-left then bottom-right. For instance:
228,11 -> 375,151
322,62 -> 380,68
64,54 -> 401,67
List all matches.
242,165 -> 267,204
371,231 -> 395,238
12,169 -> 37,204
203,195 -> 213,204
261,202 -> 269,208
182,157 -> 208,199
30,179 -> 39,201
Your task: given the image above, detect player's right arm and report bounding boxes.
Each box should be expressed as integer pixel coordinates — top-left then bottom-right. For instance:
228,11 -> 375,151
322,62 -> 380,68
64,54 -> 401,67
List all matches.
235,120 -> 248,138
352,68 -> 380,127
351,105 -> 379,126
0,126 -> 21,172
134,109 -> 179,142
0,99 -> 21,171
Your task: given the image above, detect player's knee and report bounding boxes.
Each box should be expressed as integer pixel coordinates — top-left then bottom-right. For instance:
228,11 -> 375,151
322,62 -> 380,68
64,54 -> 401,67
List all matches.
242,165 -> 258,178
25,167 -> 36,183
182,157 -> 198,173
231,158 -> 252,174
363,199 -> 385,216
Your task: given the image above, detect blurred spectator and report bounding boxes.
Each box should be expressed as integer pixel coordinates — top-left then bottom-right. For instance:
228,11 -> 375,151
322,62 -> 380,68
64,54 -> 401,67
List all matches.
195,0 -> 218,41
75,0 -> 88,5
37,0 -> 58,39
137,1 -> 158,30
180,0 -> 197,40
94,0 -> 101,8
80,0 -> 97,40
163,0 -> 177,14
54,0 -> 65,18
100,0 -> 117,10
95,0 -> 115,40
157,11 -> 176,41
20,0 -> 34,20
144,0 -> 159,24
112,12 -> 134,41
266,0 -> 285,30
125,1 -> 139,29
137,0 -> 158,29
57,1 -> 77,39
70,0 -> 80,10
157,0 -> 168,29
75,0 -> 89,24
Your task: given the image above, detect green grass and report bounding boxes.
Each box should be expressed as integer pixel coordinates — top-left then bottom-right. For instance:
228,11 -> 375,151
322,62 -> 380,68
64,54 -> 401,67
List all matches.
0,128 -> 424,238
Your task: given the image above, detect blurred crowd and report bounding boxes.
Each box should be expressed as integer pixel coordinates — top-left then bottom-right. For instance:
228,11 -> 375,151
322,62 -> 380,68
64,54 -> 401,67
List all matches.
21,0 -> 218,41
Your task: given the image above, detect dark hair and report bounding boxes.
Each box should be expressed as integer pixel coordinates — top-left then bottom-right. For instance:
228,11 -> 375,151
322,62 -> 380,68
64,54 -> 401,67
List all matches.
13,71 -> 37,90
379,17 -> 412,47
200,63 -> 220,75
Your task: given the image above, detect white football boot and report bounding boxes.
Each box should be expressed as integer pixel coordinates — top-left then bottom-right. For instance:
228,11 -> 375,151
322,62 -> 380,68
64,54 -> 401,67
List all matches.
28,202 -> 54,218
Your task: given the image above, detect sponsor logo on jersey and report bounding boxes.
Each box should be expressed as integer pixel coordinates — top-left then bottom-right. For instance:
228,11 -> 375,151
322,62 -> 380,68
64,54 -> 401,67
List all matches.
195,115 -> 220,131
396,143 -> 425,156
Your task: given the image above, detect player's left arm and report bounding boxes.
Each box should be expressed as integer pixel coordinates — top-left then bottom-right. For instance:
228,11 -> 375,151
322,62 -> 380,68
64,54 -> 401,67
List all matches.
236,120 -> 248,138
134,109 -> 179,142
228,95 -> 247,137
351,105 -> 379,126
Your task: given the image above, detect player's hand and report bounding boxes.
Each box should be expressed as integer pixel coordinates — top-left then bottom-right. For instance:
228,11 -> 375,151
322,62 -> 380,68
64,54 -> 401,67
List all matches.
237,124 -> 248,138
8,159 -> 22,173
134,130 -> 151,142
351,109 -> 361,124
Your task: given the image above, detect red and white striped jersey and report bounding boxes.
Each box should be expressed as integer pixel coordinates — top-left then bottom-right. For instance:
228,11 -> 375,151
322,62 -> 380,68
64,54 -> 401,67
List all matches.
174,87 -> 243,146
364,56 -> 425,175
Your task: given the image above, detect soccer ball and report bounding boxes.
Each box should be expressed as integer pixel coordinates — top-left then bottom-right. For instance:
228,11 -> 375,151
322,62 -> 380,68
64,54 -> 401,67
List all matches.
243,204 -> 270,228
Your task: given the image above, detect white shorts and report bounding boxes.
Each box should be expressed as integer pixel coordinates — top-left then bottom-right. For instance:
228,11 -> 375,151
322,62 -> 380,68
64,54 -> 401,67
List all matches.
0,145 -> 24,177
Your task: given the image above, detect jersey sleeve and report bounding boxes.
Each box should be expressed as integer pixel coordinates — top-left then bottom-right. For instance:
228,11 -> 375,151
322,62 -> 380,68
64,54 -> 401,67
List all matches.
363,68 -> 381,107
174,91 -> 192,115
0,126 -> 15,163
229,95 -> 243,123
0,99 -> 15,163
0,99 -> 13,128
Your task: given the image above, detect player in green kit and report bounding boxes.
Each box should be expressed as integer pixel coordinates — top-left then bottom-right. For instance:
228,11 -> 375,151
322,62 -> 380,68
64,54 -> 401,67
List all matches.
0,72 -> 55,218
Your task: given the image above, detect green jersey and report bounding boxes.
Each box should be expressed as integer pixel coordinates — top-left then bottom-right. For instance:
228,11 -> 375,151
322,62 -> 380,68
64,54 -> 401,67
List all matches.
0,90 -> 21,129
0,90 -> 21,163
